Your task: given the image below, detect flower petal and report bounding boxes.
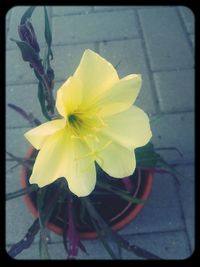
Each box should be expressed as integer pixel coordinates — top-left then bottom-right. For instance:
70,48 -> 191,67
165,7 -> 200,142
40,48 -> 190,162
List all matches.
92,134 -> 136,178
29,129 -> 96,197
102,105 -> 152,149
55,76 -> 82,118
97,74 -> 142,117
24,118 -> 66,150
73,49 -> 119,103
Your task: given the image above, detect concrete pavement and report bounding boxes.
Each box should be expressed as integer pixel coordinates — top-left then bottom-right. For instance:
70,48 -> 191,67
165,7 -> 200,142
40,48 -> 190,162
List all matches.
6,5 -> 195,259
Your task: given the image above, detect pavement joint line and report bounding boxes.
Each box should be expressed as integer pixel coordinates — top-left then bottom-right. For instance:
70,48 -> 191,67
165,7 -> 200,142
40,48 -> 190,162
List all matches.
121,228 -> 188,239
93,42 -> 100,54
52,9 -> 94,17
175,6 -> 194,54
91,7 -> 132,14
52,7 -> 133,16
152,67 -> 195,73
135,9 -> 160,114
6,126 -> 33,129
6,37 -> 143,52
50,36 -> 141,47
88,6 -> 161,14
153,110 -> 194,116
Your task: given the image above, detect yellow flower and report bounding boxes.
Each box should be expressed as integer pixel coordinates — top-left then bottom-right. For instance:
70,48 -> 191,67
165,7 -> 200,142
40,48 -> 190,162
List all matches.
24,49 -> 152,197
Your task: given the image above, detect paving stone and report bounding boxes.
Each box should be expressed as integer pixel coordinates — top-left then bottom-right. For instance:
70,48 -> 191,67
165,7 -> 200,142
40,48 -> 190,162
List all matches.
121,231 -> 191,259
175,164 -> 195,253
53,6 -> 92,16
99,39 -> 157,115
153,69 -> 194,113
151,112 -> 194,164
6,83 -> 46,128
138,7 -> 194,71
6,127 -> 32,155
51,43 -> 96,81
119,172 -> 185,235
178,6 -> 195,34
6,162 -> 23,193
6,6 -> 48,50
6,197 -> 36,245
52,10 -> 139,45
6,127 -> 32,192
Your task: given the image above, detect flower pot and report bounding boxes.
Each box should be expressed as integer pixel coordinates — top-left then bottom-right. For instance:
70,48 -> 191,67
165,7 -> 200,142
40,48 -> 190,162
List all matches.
21,146 -> 153,240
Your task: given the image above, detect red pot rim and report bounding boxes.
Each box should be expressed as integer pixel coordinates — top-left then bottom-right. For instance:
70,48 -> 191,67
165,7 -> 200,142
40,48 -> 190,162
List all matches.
21,146 -> 153,240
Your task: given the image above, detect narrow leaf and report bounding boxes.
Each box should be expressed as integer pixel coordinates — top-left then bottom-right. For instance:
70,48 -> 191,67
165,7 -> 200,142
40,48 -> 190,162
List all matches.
83,198 -> 161,259
135,142 -> 161,168
90,216 -> 118,259
6,185 -> 38,201
8,103 -> 41,126
37,188 -> 50,259
20,6 -> 36,24
39,231 -> 50,259
155,147 -> 184,158
10,38 -> 44,75
97,180 -> 145,204
44,7 -> 52,48
117,235 -> 161,260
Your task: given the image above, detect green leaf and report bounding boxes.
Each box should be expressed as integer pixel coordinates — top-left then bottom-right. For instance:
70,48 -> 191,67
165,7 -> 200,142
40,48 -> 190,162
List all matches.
36,188 -> 50,259
135,142 -> 161,168
39,231 -> 50,259
20,6 -> 36,24
83,198 -> 161,259
157,158 -> 181,185
44,7 -> 52,46
44,7 -> 53,60
90,216 -> 118,259
37,81 -> 51,120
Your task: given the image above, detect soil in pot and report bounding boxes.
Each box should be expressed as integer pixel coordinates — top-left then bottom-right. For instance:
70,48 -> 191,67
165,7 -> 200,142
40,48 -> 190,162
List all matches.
21,148 -> 153,239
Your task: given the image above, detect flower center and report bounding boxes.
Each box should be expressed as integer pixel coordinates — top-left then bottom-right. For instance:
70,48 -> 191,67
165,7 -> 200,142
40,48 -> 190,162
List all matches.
67,109 -> 107,144
68,114 -> 82,129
